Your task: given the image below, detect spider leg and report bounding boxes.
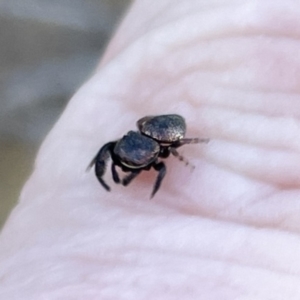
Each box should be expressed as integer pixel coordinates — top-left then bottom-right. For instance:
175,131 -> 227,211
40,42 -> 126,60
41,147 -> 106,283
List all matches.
176,137 -> 209,148
88,142 -> 116,191
86,155 -> 97,171
170,147 -> 194,169
111,162 -> 121,184
151,161 -> 166,198
122,169 -> 141,186
170,137 -> 208,169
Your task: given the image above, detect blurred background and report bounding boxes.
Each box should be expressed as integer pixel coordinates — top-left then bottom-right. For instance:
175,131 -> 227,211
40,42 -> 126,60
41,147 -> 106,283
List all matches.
0,0 -> 131,228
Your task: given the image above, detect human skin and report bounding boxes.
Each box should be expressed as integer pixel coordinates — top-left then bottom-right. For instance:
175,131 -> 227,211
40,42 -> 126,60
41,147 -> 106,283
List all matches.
1,0 -> 300,299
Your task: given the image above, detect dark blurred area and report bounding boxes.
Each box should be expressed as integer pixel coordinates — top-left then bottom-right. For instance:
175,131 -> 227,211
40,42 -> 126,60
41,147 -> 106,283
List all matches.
0,0 -> 131,228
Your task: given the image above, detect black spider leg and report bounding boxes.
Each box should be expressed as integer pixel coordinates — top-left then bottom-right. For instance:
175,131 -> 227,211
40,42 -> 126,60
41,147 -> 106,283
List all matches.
151,161 -> 166,198
122,169 -> 141,186
111,162 -> 121,184
87,142 -> 116,191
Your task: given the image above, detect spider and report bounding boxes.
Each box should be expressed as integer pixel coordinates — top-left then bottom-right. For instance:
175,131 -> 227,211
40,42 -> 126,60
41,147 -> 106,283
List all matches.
88,114 -> 208,198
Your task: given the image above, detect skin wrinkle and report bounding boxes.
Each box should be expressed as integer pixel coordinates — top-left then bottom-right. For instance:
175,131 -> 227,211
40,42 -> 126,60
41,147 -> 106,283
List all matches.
104,1 -> 300,66
3,229 -> 300,296
225,201 -> 289,231
108,3 -> 300,64
7,198 -> 296,274
2,230 -> 300,286
124,38 -> 300,120
199,86 -> 300,117
14,175 -> 292,247
141,71 -> 300,117
98,5 -> 300,109
126,62 -> 222,114
86,162 -> 288,233
204,141 -> 300,187
67,249 -> 300,293
239,189 -> 300,230
93,9 -> 300,120
166,37 -> 300,75
172,174 -> 297,232
100,1 -> 240,65
140,1 -> 239,32
200,107 -> 300,151
209,189 -> 277,220
34,215 -> 300,277
214,69 -> 299,94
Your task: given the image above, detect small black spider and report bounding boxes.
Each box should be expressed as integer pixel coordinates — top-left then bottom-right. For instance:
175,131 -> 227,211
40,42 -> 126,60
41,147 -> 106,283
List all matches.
88,114 -> 208,198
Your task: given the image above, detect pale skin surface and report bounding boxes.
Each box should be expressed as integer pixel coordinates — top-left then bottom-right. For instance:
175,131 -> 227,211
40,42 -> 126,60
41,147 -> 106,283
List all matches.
1,0 -> 300,299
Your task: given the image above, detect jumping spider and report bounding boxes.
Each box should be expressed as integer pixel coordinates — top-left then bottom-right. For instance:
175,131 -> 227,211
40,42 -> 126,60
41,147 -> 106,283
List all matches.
88,114 -> 208,198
